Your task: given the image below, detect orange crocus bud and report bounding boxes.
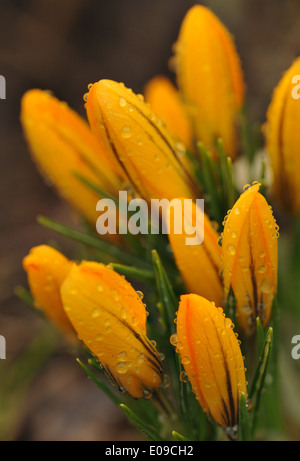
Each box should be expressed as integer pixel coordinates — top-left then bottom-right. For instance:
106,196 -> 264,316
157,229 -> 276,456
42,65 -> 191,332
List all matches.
86,79 -> 198,202
167,198 -> 223,306
21,89 -> 120,224
221,183 -> 278,336
61,261 -> 163,398
175,5 -> 245,159
23,245 -> 74,337
265,57 -> 300,214
175,294 -> 247,428
144,75 -> 193,149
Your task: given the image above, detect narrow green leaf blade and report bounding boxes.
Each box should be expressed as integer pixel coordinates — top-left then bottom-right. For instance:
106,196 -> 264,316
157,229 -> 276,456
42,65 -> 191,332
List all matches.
238,393 -> 251,441
152,249 -> 178,335
77,359 -> 121,407
172,430 -> 190,441
37,215 -> 151,269
249,327 -> 273,435
120,404 -> 163,441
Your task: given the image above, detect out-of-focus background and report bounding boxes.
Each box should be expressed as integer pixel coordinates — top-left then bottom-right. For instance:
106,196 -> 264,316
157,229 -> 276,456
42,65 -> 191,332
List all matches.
0,0 -> 299,441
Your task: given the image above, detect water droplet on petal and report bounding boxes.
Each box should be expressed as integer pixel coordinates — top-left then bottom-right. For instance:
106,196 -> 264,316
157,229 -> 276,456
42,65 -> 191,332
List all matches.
121,125 -> 132,138
119,97 -> 127,107
261,279 -> 273,294
170,333 -> 178,346
92,308 -> 100,319
227,244 -> 236,255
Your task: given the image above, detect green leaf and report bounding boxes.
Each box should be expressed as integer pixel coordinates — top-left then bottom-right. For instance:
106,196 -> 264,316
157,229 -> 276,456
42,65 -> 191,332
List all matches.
0,324 -> 59,440
14,285 -> 35,309
172,430 -> 190,441
77,359 -> 121,407
238,393 -> 251,441
216,138 -> 236,211
119,404 -> 163,441
72,171 -> 117,201
256,317 -> 265,358
152,249 -> 178,335
249,327 -> 273,435
197,142 -> 222,225
224,289 -> 236,325
110,263 -> 155,284
37,215 -> 151,269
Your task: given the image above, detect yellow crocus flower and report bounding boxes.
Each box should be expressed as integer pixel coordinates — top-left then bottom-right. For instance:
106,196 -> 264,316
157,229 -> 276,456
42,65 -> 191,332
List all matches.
23,245 -> 74,337
21,89 -> 121,224
265,57 -> 300,214
144,75 -> 193,149
175,294 -> 247,428
86,79 -> 198,202
167,198 -> 223,306
175,5 -> 245,159
61,261 -> 163,398
222,184 -> 278,336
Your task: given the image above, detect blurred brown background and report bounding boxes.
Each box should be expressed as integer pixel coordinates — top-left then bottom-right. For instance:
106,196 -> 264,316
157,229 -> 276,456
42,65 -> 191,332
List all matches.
0,0 -> 299,441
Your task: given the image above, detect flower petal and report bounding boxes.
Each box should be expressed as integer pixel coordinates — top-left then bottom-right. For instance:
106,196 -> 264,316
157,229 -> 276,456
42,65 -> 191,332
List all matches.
23,245 -> 74,337
61,261 -> 163,398
86,79 -> 198,201
175,5 -> 245,158
21,89 -> 120,223
176,294 -> 247,427
222,184 -> 278,336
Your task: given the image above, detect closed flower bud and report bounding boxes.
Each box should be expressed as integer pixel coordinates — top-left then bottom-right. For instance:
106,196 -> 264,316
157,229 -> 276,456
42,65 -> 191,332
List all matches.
23,245 -> 74,337
86,79 -> 198,202
175,294 -> 247,428
265,57 -> 300,214
61,261 -> 163,398
167,198 -> 223,306
175,5 -> 245,159
144,75 -> 193,149
21,89 -> 120,224
222,183 -> 278,336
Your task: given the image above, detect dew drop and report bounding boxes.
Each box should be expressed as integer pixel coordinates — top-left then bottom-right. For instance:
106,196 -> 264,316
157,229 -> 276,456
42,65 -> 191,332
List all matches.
261,279 -> 273,294
115,362 -> 128,374
227,244 -> 236,256
170,333 -> 178,346
119,97 -> 127,107
175,141 -> 186,157
142,389 -> 152,399
92,308 -> 100,319
176,341 -> 183,351
136,291 -> 144,300
118,386 -> 128,394
117,351 -> 127,361
258,265 -> 266,274
180,371 -> 189,383
121,125 -> 132,138
138,353 -> 145,364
